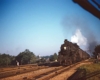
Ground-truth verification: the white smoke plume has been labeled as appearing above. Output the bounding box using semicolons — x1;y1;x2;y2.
71;29;87;46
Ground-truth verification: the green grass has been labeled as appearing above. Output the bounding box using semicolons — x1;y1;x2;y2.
79;63;100;80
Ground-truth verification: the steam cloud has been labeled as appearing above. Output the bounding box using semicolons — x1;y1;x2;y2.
71;29;87;46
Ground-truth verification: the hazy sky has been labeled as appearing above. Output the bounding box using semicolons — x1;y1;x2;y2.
0;0;100;56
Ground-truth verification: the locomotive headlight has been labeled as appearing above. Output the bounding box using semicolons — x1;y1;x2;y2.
64;47;66;50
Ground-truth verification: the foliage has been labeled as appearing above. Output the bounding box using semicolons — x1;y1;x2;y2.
16;49;37;65
94;45;100;54
0;50;58;66
93;45;100;58
0;53;13;66
40;58;46;63
50;53;58;61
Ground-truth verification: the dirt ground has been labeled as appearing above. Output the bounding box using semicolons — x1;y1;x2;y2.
0;66;62;80
0;60;91;80
50;62;92;80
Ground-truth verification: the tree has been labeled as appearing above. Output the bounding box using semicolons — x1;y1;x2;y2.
50;53;58;61
53;53;58;60
93;45;100;59
0;53;12;66
10;56;16;65
16;49;36;65
95;45;100;54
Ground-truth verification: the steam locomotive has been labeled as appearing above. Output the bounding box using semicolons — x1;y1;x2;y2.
57;39;90;66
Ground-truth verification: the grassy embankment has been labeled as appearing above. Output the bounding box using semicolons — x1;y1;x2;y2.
79;62;100;80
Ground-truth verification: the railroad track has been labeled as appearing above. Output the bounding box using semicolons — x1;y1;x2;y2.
0;64;37;72
22;62;83;80
0;60;90;80
33;66;72;80
0;66;48;79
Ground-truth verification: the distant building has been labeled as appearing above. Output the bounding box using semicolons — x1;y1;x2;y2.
55;59;57;62
38;55;41;59
46;58;50;63
16;61;19;66
97;53;100;60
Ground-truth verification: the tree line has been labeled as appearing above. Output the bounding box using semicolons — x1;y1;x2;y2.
0;49;58;67
0;44;100;67
93;45;100;59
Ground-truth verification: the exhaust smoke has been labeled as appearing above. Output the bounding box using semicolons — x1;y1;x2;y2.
62;15;100;55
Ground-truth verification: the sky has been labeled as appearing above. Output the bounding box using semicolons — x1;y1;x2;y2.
0;0;100;56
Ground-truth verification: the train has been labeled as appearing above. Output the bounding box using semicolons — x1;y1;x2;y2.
57;39;90;66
